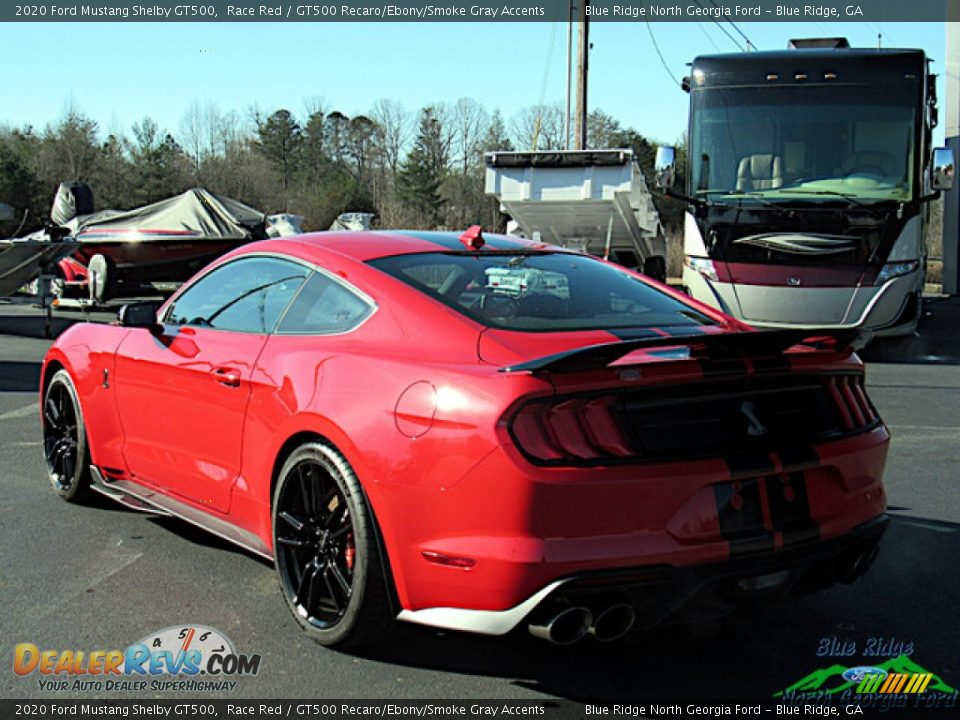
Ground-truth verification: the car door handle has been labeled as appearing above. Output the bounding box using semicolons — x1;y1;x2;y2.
211;367;241;387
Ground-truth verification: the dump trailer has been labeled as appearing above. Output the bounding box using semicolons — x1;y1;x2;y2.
484;149;668;281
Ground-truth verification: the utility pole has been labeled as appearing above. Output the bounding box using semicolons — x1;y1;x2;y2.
944;22;959;295
574;0;589;151
564;2;573;150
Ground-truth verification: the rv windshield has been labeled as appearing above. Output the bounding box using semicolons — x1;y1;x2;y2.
690;84;919;202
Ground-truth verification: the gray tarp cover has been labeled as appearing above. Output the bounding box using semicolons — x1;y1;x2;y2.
66;188;265;242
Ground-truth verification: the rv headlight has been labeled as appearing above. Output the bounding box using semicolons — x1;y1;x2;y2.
875;260;919;285
685;256;719;282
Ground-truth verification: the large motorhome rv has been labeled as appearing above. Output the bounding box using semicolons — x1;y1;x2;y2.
657;38;954;337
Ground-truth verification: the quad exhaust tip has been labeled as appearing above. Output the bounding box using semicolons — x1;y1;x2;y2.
528;603;637;644
528;607;592;645
589;603;636;642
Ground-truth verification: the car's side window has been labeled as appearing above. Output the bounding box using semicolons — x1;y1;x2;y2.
276;271;373;335
166;257;310;333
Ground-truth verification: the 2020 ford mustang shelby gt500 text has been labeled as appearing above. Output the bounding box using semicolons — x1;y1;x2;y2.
41;229;889;647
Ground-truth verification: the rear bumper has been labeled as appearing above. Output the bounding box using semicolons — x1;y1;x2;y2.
385;425;889;625
398;514;889;635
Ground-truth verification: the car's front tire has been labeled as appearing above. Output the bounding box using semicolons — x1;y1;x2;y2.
42;369;91;502
272;441;391;648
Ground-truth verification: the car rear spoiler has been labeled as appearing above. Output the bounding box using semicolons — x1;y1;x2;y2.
499;328;870;375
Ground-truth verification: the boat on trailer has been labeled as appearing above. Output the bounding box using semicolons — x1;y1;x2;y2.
51;183;267;303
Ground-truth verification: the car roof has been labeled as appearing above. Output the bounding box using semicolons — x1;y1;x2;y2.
244;230;563;264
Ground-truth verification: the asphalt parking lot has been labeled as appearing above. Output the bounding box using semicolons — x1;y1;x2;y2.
1;299;958;702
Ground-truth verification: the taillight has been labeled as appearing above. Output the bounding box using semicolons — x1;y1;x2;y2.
825;375;878;431
509;396;633;463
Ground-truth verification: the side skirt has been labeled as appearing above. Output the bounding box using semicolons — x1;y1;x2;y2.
89;465;273;561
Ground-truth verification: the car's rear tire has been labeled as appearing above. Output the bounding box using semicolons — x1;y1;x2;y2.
42;369;91;503
272;441;392;648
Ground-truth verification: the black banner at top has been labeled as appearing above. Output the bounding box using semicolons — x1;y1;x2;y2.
2;0;958;23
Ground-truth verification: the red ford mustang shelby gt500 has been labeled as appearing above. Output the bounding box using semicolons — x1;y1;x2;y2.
40;229;889;647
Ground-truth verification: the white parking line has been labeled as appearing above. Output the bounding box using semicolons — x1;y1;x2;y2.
0;404;36;421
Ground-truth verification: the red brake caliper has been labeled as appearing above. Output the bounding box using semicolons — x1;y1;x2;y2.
345;533;355;571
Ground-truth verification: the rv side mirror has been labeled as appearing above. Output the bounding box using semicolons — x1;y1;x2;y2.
931;147;954;192
655;146;676;190
0;203;13;222
118;301;161;331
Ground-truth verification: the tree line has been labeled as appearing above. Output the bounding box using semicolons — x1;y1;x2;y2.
0;98;683;239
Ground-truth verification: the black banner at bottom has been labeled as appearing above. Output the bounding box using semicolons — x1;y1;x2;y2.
3;698;960;720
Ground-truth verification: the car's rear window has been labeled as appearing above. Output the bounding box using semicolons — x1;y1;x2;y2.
369;252;714;332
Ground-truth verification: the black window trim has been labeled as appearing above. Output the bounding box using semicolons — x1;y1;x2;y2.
273;265;378;337
160;252;319;336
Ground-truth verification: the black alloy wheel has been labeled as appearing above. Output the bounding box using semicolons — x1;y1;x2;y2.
43;369;91;502
273;442;390;647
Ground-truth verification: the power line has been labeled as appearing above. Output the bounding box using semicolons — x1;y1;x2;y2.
706;0;755;50
694;0;744;51
696;22;723;52
531;22;558;151
644;21;682;88
725;20;755;51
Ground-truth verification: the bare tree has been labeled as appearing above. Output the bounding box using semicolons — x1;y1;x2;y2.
179;100;206;177
510;103;564;152
369;99;411;175
347;116;376;179
211;109;242;158
427;102;455;172
39;106;101;183
450;98;489;174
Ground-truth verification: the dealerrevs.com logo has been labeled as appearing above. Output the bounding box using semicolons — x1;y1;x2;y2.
13;625;262;693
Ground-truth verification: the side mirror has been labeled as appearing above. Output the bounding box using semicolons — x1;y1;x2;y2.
655;146;676;190
931;146;954;192
118;301;161;331
0;203;14;222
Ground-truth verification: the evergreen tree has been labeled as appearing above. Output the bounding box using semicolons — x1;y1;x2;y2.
397;108;447;226
301;111;326;181
95;134;134;209
480;110;514;154
323;111;350;165
0;137;41;234
256;109;302;201
129;118;191;204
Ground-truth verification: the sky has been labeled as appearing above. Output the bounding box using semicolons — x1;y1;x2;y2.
0;20;947;147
